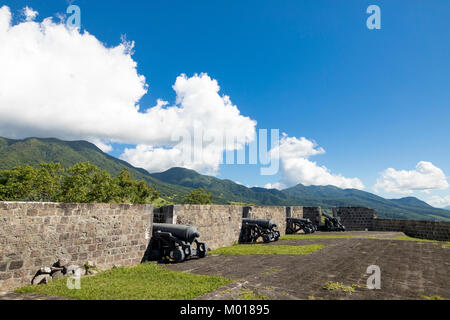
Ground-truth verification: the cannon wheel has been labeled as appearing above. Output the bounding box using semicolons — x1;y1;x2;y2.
274;231;280;241
262;235;271;243
169;247;185;263
198;243;208;258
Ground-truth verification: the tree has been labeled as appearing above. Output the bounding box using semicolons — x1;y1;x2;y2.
0;161;160;204
183;188;212;204
0;165;39;201
58;162;114;203
35;163;64;202
112;169;159;204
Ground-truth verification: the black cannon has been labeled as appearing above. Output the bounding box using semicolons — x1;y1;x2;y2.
318;213;346;232
149;223;208;263
239;218;281;243
286;217;317;234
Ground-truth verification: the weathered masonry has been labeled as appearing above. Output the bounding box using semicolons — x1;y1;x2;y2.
302;207;322;226
333;207;377;231
374;218;450;242
0;202;153;291
2;202;449;292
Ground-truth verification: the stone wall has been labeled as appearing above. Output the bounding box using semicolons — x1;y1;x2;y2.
156;205;243;250
0;202;153;291
286;206;303;219
333;207;377;231
245;206;287;236
153;205;175;224
374;218;450;241
303;207;322;226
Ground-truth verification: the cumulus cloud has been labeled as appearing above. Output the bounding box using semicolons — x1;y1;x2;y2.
426;195;450;208
0;6;256;174
374;161;449;194
23;6;38;21
264;182;285;190
120;74;256;174
265;134;364;190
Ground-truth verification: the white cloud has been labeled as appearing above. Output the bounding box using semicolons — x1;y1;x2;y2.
90;138;113;153
23;6;38;21
120;74;256;174
266;134;364;190
426;195;450;208
270;134;325;160
264;182;285;190
374;161;449;194
0;6;256;174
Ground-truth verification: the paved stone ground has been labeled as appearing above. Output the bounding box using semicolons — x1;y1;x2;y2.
1;231;448;300
0;291;72;300
165;231;450;300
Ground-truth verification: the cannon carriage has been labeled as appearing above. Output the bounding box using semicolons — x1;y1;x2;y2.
239;218;281;243
286;217;317;234
318;213;346;232
149;223;208;263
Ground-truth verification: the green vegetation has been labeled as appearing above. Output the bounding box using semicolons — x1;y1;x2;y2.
15;263;232;300
0;137;190;202
389;236;439;242
183;188;212;204
0;162;159;204
151;197;172;208
374;235;450;247
236;289;267;300
281;234;356;240
421;295;445;300
211;244;325;255
229;201;256;206
322;281;355;293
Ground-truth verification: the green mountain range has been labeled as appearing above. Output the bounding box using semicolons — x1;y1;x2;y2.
1;136;449;221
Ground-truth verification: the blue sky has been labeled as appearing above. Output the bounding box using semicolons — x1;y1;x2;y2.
1;0;449;206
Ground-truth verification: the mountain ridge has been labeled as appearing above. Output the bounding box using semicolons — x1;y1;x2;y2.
1;136;449;221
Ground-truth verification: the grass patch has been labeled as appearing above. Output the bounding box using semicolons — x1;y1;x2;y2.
383;236;450;248
322;281;355;293
210;244;325;255
421;295;444;300
236;289;267;300
280;234;356;240
368;236;450;248
390;236;439;242
15;262;232;300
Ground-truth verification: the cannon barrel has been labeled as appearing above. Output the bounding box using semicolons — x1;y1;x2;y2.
322;213;334;219
287;217;311;223
243;218;277;230
153;223;200;243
